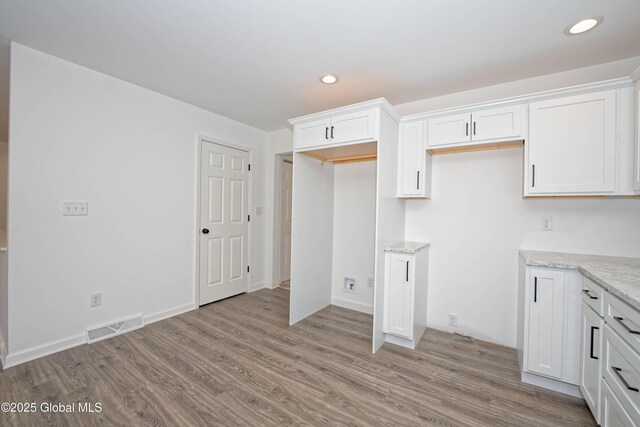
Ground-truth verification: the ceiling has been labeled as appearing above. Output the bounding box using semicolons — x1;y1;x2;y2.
0;0;639;138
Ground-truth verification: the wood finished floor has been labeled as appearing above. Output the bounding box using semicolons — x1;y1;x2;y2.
0;287;596;426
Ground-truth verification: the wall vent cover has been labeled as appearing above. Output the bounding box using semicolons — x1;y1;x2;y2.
86;314;145;344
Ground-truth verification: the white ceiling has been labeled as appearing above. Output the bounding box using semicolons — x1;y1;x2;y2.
0;0;639;137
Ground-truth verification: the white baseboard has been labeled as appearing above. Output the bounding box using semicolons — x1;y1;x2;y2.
4;333;86;369
144;302;195;325
0;332;7;369
249;282;282;292
3;302;196;369
331;297;373;315
521;371;582;398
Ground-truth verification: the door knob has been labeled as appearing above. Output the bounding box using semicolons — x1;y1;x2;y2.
202;228;210;234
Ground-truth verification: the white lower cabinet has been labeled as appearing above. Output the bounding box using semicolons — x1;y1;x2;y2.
518;262;581;395
602;379;637;427
383;243;429;349
581;301;604;423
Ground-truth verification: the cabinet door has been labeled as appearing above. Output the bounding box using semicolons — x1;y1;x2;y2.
527;268;565;379
427;113;472;147
294;118;331;150
330;108;377;144
471;105;523;142
528;90;616;194
398;121;425;197
385;253;413;339
581;303;603;423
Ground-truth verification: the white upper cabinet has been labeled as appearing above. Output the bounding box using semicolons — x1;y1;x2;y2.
526;90;617;196
291;105;381;150
330;109;377;145
295;118;332;150
472;105;523;142
426;105;524;148
427;113;471;147
398;121;431;198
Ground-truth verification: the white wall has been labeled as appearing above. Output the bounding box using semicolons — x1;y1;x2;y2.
6;44;268;365
0;141;7;230
331;161;376;313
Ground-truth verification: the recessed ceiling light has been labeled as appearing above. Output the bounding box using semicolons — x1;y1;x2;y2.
320;74;339;84
564;16;602;35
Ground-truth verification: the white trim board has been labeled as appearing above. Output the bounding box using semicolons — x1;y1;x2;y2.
3;302;195;369
401;77;633;123
0;333;7;369
288;97;401;125
331;297;373;315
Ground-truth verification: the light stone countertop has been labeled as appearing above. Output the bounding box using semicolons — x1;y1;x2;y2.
520;250;640;311
384;241;430;254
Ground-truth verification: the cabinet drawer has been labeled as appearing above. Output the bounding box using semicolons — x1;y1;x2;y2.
583;276;605;316
603;325;640;425
602;379;637;427
606;293;640;354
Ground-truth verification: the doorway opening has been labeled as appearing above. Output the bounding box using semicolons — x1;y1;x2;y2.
272;153;293;289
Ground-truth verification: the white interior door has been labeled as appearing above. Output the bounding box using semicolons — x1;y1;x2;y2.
280;158;293;281
199;141;249;305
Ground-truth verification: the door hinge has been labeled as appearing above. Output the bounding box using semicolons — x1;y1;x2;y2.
248;164;251;171
248;214;250;222
247;266;250;273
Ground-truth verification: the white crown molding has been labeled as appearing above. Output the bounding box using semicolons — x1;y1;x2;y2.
631;65;640;83
288;97;400;125
400;77;633;123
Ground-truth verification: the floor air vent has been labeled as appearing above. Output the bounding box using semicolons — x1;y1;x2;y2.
86;314;145;344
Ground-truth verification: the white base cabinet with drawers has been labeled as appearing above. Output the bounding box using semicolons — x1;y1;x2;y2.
383;243;429;350
581;276;605;424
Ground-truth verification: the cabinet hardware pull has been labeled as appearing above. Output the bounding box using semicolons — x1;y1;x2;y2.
532;164;535;187
325;127;329;139
406;261;409;282
330;126;334;139
612;367;639;392
465;123;469;136
533;277;537;303
417;171;420;190
473;122;476;135
590;326;599;360
582;289;598;300
614;316;640;335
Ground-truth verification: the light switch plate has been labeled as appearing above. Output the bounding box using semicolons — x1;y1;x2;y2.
63;201;89;216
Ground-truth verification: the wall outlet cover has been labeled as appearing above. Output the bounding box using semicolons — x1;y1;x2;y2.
542;216;553;231
90;292;101;307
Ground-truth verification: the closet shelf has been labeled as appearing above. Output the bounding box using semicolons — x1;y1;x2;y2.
299;141;377;164
428;139;523;155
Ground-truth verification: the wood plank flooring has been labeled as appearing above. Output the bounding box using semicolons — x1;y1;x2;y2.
0;287;596;426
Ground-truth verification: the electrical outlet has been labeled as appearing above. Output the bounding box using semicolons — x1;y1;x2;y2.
367;277;374;288
343;277;355;292
448;313;458;327
63;201;89;216
542;216;553;231
90;292;101;307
